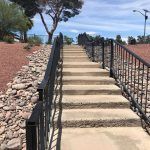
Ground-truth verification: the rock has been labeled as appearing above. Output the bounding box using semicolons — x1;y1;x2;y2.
18;101;25;107
0;103;4;108
3;106;10;111
7;83;12;88
19;121;26;128
0;126;5;135
31;96;38;103
22;66;29;70
0;143;7;150
5;112;11;121
0;95;5;99
21;112;31;119
12;84;26;90
13;131;19;138
12;90;17;95
6;138;22;149
19;129;25;134
6;131;13;139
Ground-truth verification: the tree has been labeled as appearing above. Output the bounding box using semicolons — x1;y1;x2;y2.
64;35;74;45
128;36;136;45
145;35;150;44
9;0;40;18
11;0;83;43
115;35;126;45
0;0;33;41
116;35;122;43
137;35;145;44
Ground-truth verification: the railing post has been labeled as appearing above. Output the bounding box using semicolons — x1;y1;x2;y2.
92;42;95;62
110;39;114;77
102;40;105;69
26;122;37;150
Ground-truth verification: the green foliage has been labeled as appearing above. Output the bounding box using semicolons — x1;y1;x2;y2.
3;35;14;44
136;35;150;44
137;35;145;44
0;0;33;40
11;0;83;43
128;36;136;45
28;35;43;46
115;35;126;45
9;0;39;18
64;35;74;45
145;35;150;44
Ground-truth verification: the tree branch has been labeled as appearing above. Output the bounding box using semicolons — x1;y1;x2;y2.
48;13;55;21
39;12;49;34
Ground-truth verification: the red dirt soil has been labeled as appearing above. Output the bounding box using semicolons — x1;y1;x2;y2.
0;42;41;92
126;44;150;64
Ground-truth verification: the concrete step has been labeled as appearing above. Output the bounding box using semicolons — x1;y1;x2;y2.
63;54;87;57
63;56;88;59
63;47;84;50
63;62;99;68
63;45;81;49
63;48;85;52
61;95;130;109
57;109;140;127
61;85;121;95
63;68;109;76
63;76;115;85
63;56;88;62
63;51;85;53
60;127;150;150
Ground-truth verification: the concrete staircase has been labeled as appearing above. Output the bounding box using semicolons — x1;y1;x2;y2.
57;45;150;150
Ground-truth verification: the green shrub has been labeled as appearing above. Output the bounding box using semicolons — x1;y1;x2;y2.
64;35;74;45
3;36;14;44
28;35;42;46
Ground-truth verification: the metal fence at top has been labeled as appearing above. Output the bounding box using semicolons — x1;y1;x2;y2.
78;33;150;131
27;34;58;44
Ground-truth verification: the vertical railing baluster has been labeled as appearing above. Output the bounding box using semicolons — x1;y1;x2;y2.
92;42;95;62
26;122;37;150
102;40;105;69
110;39;114;77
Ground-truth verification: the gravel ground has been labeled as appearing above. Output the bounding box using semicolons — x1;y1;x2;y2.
0;45;51;149
0;42;41;92
126;44;150;64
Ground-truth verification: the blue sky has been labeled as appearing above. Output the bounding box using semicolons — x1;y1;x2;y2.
29;0;150;42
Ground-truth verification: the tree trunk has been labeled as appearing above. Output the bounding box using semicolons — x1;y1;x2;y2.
48;33;53;44
23;31;28;43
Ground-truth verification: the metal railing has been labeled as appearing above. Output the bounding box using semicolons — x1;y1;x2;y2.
26;33;63;150
78;33;150;129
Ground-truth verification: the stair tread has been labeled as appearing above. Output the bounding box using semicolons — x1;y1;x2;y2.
63;62;99;65
62;85;120;90
62;95;129;104
63;68;108;72
63;76;115;81
61;109;140;121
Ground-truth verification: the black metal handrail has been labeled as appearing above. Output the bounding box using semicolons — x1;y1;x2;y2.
78;33;150;128
26;33;63;150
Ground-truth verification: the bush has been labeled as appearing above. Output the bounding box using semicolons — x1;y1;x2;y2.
28;35;42;46
3;36;14;44
64;35;74;45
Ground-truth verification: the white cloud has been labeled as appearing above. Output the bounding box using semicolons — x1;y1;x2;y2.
70;29;79;33
86;31;97;35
